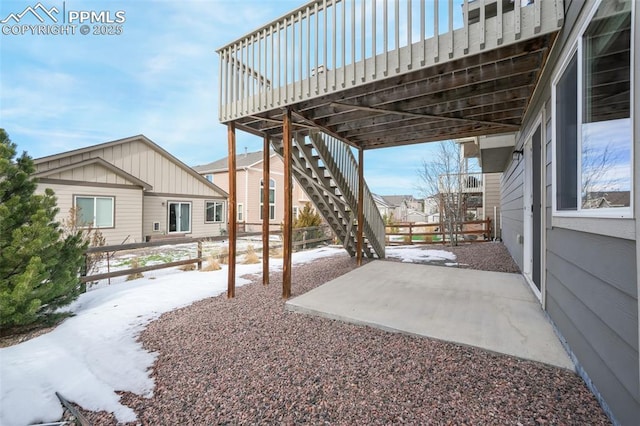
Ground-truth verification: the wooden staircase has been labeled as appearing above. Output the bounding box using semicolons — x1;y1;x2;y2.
270;132;385;259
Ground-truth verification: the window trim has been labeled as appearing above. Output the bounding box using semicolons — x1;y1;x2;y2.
237;203;244;222
74;195;115;229
167;201;192;234
260;178;276;221
204;200;225;224
551;0;634;219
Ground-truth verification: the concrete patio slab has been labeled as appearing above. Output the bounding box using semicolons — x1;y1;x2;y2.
286;261;574;370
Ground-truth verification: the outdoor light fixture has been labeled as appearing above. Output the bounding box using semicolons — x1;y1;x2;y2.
512;149;524;161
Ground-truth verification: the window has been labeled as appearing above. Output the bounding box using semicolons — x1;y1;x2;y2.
553;0;632;217
259;178;276;220
75;196;114;228
205;201;224;223
204;174;214;183
237;203;244;222
168;202;191;233
293;206;299;219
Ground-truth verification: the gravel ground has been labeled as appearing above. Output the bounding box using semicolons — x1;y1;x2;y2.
78;244;608;425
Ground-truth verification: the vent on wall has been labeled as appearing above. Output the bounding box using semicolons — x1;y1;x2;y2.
153;222;160;232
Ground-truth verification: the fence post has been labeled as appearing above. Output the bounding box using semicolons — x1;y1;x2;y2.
197;241;202;270
409;223;413;245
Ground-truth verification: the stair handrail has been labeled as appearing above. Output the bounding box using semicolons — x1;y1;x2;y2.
309;132;385;258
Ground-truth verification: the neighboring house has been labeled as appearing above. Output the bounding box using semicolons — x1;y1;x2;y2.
472;1;637;424
373;194;427;223
372;193;395;219
33;135;228;245
193;150;313;231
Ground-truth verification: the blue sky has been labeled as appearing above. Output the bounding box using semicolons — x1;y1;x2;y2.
1;0;442;198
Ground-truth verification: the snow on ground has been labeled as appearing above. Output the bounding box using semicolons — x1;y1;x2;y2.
0;247;344;426
385;246;457;265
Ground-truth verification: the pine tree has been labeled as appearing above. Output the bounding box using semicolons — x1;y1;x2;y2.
293;202;322;229
293;202;324;248
0;129;87;330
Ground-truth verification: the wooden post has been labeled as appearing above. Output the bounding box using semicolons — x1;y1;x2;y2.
262;135;270;285
227;123;237;298
409;223;413;245
356;146;364;266
282;109;293;299
197;241;202;270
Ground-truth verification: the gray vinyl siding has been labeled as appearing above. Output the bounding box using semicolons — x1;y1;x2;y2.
498;1;639;423
35;182;143;245
500;160;524;266
546;230;638;425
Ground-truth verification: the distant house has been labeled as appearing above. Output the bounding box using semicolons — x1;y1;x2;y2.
33;135;228;245
373;194;426;222
193;150;313;231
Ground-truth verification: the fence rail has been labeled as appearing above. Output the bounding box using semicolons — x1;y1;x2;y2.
385;218;491;245
81;226;333;284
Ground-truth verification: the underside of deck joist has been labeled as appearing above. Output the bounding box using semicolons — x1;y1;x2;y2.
228;34;556;149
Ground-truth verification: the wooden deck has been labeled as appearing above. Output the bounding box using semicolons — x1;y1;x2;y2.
218;0;563;149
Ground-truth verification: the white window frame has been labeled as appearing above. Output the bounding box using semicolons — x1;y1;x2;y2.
74;195;114;228
551;0;634;220
168;201;192;233
237;203;244;222
205;200;225;223
204;174;214;183
260;178;276;221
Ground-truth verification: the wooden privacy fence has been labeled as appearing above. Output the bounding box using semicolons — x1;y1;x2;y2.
385;218;492;246
81;225;334;284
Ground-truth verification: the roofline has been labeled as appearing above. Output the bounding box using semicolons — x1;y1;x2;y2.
195;151;278;174
34;134;229;197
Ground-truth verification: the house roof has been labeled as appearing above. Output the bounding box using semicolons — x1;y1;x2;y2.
33;157;153;190
381;195;419;207
33;134;228;196
584;191;630;208
193;149;276;173
372;193;393;208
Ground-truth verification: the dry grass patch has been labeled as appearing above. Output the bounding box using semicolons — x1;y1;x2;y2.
242;245;260;264
126;258;144;281
179;263;196;272
218;247;229;264
201;253;222;271
269;247;283;258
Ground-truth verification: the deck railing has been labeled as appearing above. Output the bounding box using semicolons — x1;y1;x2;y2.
217;0;559;122
438;172;483;193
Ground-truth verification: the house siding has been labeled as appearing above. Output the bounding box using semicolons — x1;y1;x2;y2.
500;160;524;266
482;173;501;236
36;181;143;245
35;136;228;243
208;153;313;231
143;195;226;238
499;1;640;423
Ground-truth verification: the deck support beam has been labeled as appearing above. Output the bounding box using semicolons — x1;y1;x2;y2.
227;122;237;298
282;108;293;299
356;146;364;266
262;135;270;285
330;102;521;130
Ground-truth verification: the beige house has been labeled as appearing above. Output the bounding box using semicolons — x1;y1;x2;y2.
193;150;312;231
33;135;228;245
